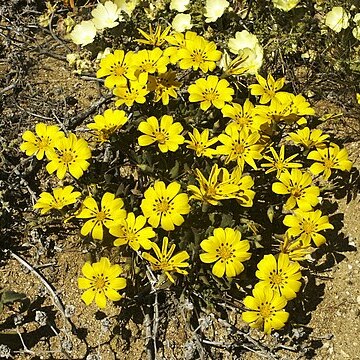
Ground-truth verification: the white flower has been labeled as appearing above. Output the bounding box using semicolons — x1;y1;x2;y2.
113;0;139;16
70;20;97;46
172;13;192;32
353;27;360;40
272;0;300;12
170;0;190;12
204;0;229;23
91;1;122;30
325;7;349;33
354;13;360;26
228;30;263;75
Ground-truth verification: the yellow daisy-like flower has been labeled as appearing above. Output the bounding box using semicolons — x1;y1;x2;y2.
20;123;65;160
87;109;128;143
109;212;155;251
76;192;126;241
255;253;302;300
164;31;198;64
217;124;263;170
113;72;149;107
272;169;320;211
138;115;184;153
280;233;313;262
261;145;302;178
178;35;222;72
307;143;352;180
33;186;81;215
136;24;171;47
199;227;251;278
147;71;181;105
242;286;289;334
185;128;218;158
78;257;126;309
288;127;329;149
283;209;334;247
249;73;286;104
46;133;91;180
133;48;169;74
96;50;137;88
187;164;239;206
142;236;190;283
141;181;190;231
188;75;234;111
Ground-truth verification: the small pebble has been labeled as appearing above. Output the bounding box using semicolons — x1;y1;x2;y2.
356;295;360;305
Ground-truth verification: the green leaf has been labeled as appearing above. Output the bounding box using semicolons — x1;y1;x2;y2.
169;160;180;179
1;290;26;304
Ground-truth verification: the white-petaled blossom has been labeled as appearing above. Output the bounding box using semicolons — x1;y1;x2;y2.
204;0;229;23
91;1;122;30
352;13;360;40
70;20;97;46
172;13;193;32
325;6;349;33
113;0;139;16
272;0;300;12
228;30;263;75
170;0;190;12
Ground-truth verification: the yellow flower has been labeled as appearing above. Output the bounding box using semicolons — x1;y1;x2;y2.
217;124;263;170
261;145;302;178
133;48;169;74
96;50;137;88
249;73;285;104
307;143;352;180
87;108;128;143
138;115;184;153
33;186;81;214
20;123;65;160
147;71;181;105
78;257;126;308
113;72;149;107
76;192;126;240
188;75;234;111
164;31;198;64
136;24;171;47
187;164;240;205
185;128;218;158
200;227;251;277
288;127;329;149
219;50;251;77
280;233;313;261
109;212;155;251
242;286;289;334
178;35;222;73
256;253;302;300
272;169;320;211
284;209;334;247
142;237;190;283
46;133;91;180
141;181;190;231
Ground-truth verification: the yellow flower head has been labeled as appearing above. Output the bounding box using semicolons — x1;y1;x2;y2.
20;123;65;160
142;236;190;283
133;48;169;74
141;181;190;231
200;227;251;278
185;128;218;158
288;127;329;149
188;75;234;111
147;71;181;105
249;73;286;104
136;24;171;47
138;115;184;153
113;72;149;107
78;257;126;308
261;145;302;178
178;35;222;73
164;30;198;64
96;50;137;88
87;109;128;143
308;143;352;180
219;50;252;77
242;286;289;334
256;253;302;300
284;209;334;247
109;212;155;251
272;169;320;211
76;192;126;240
280;233;313;262
46;133;91;180
33;186;81;215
